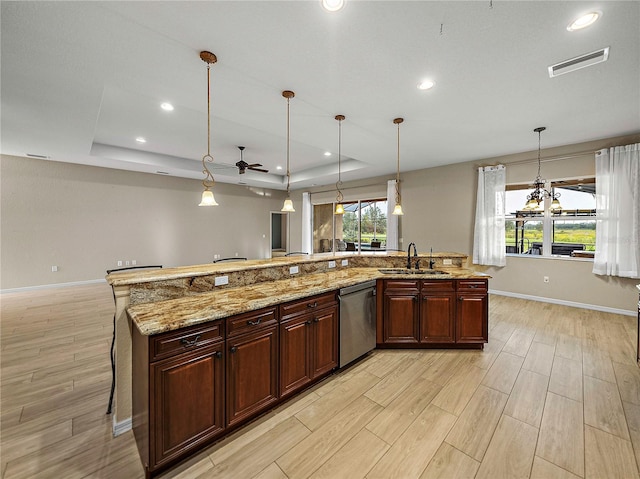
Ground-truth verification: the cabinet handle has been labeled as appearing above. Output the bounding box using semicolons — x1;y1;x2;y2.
215;351;222;359
307;301;318;309
459;297;464;301
247;318;262;326
305;320;312;325
180;334;201;347
469;284;479;288
230;346;238;353
313;318;320;323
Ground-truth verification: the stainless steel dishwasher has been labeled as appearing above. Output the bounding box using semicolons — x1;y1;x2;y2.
338;280;377;367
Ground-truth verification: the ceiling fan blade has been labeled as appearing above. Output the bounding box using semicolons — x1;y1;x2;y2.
247;163;263;168
248;166;269;173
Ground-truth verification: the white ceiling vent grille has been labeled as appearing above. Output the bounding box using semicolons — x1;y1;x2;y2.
548;47;609;78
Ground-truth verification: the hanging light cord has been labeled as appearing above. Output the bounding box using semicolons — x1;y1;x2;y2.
202;61;215;189
285;96;291;196
335;115;344;202
395;120;401;203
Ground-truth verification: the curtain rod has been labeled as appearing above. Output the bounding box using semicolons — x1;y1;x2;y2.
493;149;598;168
308;181;389;195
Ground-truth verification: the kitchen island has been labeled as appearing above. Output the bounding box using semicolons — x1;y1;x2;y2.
107;252;489;477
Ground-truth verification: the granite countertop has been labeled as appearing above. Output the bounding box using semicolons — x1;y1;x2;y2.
108;251;468;286
128;267;490;336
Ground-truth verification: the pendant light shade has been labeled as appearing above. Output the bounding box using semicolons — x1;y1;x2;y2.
334;114;345;215
523;127;562;211
392;117;404;216
281;90;295;213
199;189;218;206
198;51;219;207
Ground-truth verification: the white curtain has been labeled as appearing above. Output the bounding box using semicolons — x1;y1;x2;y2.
473;165;506;266
301;192;312;255
386;180;399;251
593;143;640;278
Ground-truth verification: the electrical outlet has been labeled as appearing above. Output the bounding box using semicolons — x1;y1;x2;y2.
544;276;550;283
235;252;239;257
51;265;58;272
443;259;452;265
117;260;122;267
125;260;130;266
341;259;349;266
328;260;336;268
289;266;299;275
131;260;137;266
214;276;229;286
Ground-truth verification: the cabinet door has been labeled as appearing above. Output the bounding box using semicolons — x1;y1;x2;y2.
420;292;456;343
280;315;312;398
151;343;224;467
227;325;279;427
383;293;419;344
311;305;338;378
456;294;488;343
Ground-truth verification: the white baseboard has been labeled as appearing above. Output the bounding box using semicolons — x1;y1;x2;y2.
490;289;636;317
1;278;106;294
113;416;132;437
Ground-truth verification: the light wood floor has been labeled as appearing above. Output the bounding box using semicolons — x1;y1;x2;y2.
2;282;640;478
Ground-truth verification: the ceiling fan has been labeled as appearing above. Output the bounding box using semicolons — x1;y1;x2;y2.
235;146;268;174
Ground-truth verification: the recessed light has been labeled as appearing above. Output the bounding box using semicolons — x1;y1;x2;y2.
418;80;435;90
324;151;332;157
321;0;344;12
567;11;601;31
160;102;174;111
276;166;283;170
136;137;147;143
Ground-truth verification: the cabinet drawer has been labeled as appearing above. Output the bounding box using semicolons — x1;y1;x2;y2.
227;307;278;338
151;321;224;362
421;280;455;292
457;279;488;292
280;292;337;322
384;280;419;292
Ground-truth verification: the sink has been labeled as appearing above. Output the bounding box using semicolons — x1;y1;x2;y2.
378;268;449;275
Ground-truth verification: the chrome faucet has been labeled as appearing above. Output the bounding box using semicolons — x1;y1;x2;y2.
407;242;418;269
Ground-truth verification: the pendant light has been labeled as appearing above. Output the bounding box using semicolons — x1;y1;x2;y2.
198;51;219;206
392;117;404;215
334;114;346;215
281;90;295;212
523;127;562;212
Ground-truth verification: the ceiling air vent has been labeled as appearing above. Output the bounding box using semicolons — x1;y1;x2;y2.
548;47;609;78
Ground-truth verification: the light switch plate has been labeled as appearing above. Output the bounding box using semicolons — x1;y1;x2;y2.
328;261;336;268
214;276;229;286
341;259;349;266
290;266;299;274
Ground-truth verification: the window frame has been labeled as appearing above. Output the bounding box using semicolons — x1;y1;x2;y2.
505;176;596;260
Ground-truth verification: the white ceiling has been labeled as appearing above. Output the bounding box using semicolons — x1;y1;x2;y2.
2;1;639;190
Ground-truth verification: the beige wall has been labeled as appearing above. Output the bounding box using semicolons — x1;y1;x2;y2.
3;131;639;311
0;155;286;290
291;133;640;313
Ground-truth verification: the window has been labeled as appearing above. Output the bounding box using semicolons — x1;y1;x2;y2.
313;199;388;253
505;178;596;258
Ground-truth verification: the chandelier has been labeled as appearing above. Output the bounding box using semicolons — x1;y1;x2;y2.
523;127;562;212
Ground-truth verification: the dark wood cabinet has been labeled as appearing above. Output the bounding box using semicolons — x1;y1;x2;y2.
420;281;456;344
311;304;338;377
226;307;279;428
456;280;489;343
151;343;225;465
382;278;487;348
383;280;419;344
280;314;313;397
133;320;225;476
279;292;338;398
